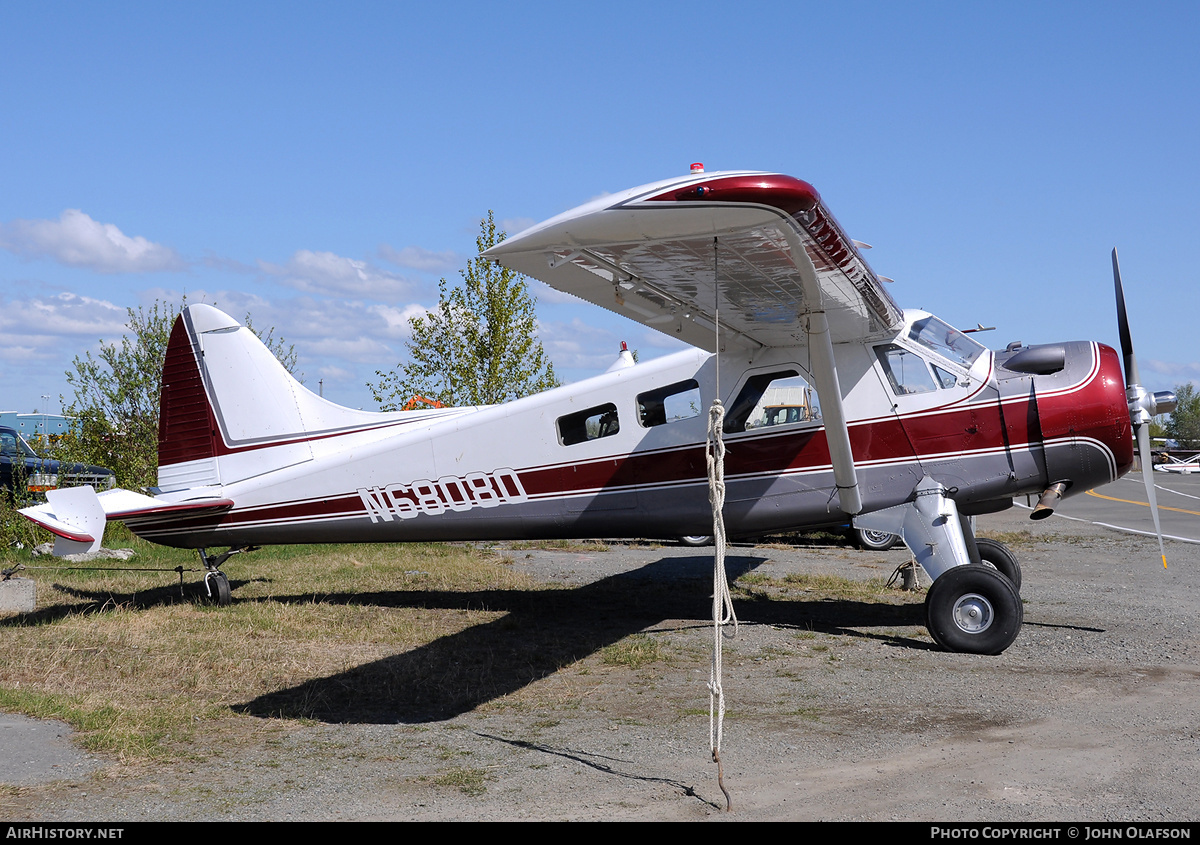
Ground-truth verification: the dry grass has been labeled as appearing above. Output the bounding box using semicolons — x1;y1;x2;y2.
733;570;898;601
600;633;667;669
428;766;491;796
0;527;921;768
976;529;1092;547
502;539;610;552
0;535;535;761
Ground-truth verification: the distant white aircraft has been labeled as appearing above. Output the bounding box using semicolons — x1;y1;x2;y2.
1156;454;1200;474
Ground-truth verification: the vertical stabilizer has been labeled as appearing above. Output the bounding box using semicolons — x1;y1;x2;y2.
157;304;315;491
156;304;413;493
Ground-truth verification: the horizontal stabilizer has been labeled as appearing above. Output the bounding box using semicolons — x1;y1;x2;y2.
21;487;234;557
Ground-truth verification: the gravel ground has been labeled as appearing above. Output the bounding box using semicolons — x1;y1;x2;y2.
3;501;1199;822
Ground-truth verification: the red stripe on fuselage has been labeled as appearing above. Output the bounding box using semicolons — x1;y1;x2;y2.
139;344;1128;538
134;389;1045;535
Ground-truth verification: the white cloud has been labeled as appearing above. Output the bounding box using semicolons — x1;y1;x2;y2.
315;365;354;382
303;335;396;364
378;244;460;273
0;292;132;389
368;303;430;337
258;249;416;299
536;317;623;371
1144;359;1200;388
0;292;129;341
0;210;184;274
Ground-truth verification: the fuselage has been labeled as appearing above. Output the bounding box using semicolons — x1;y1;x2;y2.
127;309;1133;548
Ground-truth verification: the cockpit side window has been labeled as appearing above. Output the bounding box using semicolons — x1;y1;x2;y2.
908;316;985;369
724;370;821;433
876;344;937;395
931;364;959;389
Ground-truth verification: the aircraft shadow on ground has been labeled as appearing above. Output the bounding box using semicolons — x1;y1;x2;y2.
6;576;265;626
234;554;925;724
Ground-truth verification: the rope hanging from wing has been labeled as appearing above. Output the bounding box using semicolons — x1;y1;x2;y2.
707;236;737;812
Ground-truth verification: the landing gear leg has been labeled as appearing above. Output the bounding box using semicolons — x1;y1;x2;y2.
853;476;1024;654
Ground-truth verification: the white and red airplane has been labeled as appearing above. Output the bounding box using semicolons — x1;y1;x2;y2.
21;167;1176;655
1156;454;1200;474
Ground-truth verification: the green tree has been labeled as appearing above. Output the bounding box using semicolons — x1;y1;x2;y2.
63;298;297;488
370;211;558;410
1166;382;1200;448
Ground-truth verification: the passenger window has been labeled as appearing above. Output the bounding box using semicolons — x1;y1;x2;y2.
876;344;936;395
724;371;821;433
557;403;620;446
637;380;701;428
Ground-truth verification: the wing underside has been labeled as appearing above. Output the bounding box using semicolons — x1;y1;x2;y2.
485;171;902;352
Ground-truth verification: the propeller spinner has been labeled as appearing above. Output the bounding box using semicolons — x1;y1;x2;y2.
1113;248;1177;568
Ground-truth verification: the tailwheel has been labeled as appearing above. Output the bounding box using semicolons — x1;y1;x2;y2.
925;564;1022;655
974;537;1022;592
197;546;257;606
205;570;232;606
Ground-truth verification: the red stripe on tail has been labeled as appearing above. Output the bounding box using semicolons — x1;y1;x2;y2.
158;314;219;467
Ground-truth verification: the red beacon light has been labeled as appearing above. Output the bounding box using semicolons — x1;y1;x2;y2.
690;162;704;173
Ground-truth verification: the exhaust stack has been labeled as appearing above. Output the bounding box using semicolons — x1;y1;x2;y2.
1031;482;1068;520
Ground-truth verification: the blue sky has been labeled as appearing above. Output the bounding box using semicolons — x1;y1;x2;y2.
2;1;1197;416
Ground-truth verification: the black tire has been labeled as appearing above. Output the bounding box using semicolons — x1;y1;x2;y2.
679;535;713;547
207;571;232;606
924;564;1023;655
856;528;900;551
975;537;1022;592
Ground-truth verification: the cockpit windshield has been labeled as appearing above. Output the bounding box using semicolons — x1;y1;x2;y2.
908;316;985;370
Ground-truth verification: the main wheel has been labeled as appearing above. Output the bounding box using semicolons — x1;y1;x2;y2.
679;535;713;547
206;571;232;606
925;564;1022;655
856;527;900;551
974;537;1022;592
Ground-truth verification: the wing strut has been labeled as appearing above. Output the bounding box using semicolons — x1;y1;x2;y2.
792;239;862;515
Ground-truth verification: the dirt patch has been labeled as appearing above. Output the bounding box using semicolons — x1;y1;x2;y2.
4;505;1200;821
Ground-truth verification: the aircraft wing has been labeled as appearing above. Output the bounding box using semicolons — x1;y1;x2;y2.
487;169;900;515
484;170;902;353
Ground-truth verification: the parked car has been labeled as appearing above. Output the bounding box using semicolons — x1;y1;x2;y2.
0;426;115;499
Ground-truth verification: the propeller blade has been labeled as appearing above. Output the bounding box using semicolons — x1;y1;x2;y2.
1113;248;1140;387
1136;422;1169;568
1114;247;1167;568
